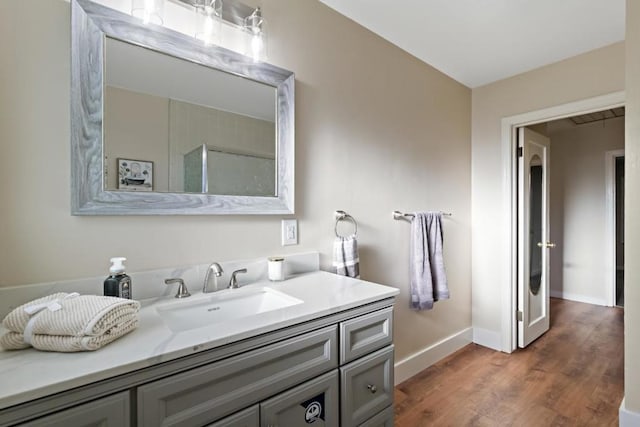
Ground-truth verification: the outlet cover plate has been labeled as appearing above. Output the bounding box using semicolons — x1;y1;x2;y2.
281;219;298;246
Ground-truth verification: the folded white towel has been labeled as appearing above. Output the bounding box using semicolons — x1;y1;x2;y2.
0;293;140;352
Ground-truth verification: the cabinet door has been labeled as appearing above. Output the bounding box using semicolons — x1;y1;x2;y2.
358;405;394;427
260;370;339;427
20;391;130;427
138;326;337;427
340;308;393;364
340;346;394;427
207;406;259;427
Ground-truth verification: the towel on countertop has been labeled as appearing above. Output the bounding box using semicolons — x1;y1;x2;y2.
0;293;140;352
410;212;449;310
333;235;360;278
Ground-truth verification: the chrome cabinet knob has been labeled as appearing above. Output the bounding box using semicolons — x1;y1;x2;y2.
367;384;377;394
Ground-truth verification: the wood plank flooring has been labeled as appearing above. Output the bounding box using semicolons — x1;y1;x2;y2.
394;298;624;426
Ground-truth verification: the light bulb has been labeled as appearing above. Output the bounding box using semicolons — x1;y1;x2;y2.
243;8;266;62
195;0;222;45
131;0;164;25
250;33;264;62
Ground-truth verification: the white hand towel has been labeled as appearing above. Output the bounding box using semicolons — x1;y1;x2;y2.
0;293;140;352
410;212;449;310
333;236;360;278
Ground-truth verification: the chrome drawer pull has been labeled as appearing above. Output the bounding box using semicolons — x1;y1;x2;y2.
367;384;377;394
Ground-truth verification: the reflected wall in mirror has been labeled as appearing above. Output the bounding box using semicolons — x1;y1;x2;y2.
71;0;294;215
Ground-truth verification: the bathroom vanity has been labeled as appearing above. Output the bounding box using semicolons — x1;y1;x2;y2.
0;271;398;426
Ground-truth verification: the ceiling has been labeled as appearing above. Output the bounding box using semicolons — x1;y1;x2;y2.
317;0;625;88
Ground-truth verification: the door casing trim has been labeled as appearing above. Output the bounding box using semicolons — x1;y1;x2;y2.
499;91;625;353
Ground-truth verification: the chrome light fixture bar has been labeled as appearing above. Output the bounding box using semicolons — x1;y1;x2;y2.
174;0;266;61
175;0;257;29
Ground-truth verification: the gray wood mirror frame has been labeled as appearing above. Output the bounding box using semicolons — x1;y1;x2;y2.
71;0;294;215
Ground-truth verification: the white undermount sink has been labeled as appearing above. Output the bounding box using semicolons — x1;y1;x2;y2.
155;287;304;332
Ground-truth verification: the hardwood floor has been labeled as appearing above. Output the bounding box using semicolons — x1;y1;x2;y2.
394;298;624;426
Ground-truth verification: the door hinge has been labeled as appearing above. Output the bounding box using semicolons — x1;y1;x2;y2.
517;147;523;158
517;311;523;321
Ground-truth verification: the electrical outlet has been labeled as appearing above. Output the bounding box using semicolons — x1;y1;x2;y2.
281;219;298;246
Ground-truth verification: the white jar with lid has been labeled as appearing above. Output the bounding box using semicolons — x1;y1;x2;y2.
268;256;285;281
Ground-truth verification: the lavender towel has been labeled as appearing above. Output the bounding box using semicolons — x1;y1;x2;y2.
410;212;449;310
333;236;360;278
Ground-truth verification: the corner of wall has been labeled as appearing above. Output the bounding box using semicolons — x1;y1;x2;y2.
620;398;640;426
394;328;473;385
472;327;502;351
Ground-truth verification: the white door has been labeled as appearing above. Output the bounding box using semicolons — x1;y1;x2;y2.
518;127;553;348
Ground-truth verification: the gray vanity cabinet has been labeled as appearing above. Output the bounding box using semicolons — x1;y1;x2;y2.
137;326;337;427
206;406;259;427
336;307;394;427
260;370;339;426
0;301;396;427
19;391;129;427
357;406;394;427
340;307;392;364
340;346;394;427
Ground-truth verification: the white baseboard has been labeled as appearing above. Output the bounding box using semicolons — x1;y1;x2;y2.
472;327;502;351
394;327;472;385
619;398;640;426
550;290;607;306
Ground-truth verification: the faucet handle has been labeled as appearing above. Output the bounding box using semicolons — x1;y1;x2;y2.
165;278;191;298
228;269;247;289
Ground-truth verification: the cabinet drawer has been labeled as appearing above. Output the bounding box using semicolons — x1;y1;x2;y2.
340;345;394;427
207;406;259;427
138;325;338;427
358;405;394;427
20;391;130;427
260;370;339;427
340;307;392;364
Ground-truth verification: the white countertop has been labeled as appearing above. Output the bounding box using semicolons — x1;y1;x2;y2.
0;271;398;410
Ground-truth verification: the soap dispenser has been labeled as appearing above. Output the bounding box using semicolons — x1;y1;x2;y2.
104;257;132;299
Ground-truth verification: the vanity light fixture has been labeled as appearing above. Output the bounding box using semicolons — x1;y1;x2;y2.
131;0;165;25
243;7;266;62
194;0;222;45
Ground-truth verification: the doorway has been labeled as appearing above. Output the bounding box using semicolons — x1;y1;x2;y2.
500;91;625;352
516;109;625;347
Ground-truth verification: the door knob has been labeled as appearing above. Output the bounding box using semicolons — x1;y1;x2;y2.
537;242;556;248
367;384;377;394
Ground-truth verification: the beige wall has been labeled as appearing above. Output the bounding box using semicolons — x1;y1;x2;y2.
0;0;471;364
471;42;625;341
625;0;640;414
546;117;624;304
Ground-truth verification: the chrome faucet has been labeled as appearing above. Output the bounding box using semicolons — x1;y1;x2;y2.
228;269;247;289
203;262;224;293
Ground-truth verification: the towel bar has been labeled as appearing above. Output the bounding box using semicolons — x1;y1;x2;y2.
392;210;452;220
334;210;358;237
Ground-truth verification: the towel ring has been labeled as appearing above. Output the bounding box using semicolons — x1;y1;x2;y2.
334;210;358;238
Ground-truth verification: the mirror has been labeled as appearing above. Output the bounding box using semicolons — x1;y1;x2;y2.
71;0;294;215
104;38;277;196
529;155;543;296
